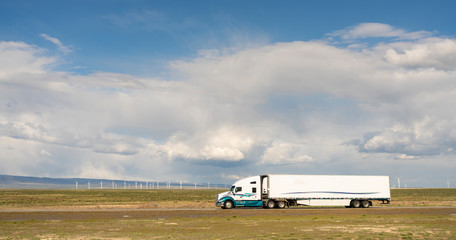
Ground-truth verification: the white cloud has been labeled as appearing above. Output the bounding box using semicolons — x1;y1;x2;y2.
395;154;418;160
1;24;456;185
384;38;456;70
40;149;52;156
0;41;55;78
0;121;57;143
40;34;73;54
92;134;143;156
261;142;314;165
329;23;433;41
222;174;243;180
159;125;257;162
359;115;456;156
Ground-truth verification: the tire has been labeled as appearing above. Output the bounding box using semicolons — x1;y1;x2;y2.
351;200;361;208
224;200;234;209
276;201;286;209
266;200;276;209
361;200;370;208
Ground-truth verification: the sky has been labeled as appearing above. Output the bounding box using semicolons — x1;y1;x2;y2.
1;0;456;187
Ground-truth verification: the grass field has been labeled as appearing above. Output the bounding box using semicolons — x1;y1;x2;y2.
1;188;455;209
1;208;456;239
391;188;456;206
1;188;455;239
0;189;222;209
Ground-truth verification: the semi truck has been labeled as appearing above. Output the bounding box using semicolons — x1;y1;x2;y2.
215;174;390;209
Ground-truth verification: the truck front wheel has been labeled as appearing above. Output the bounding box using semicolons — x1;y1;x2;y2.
224;200;234;209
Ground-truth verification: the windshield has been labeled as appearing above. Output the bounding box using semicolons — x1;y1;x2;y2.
229;186;235;192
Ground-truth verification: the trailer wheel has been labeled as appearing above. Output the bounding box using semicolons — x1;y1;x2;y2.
224;200;234;209
266;200;276;209
350;200;361;208
361;200;370;208
276;201;286;209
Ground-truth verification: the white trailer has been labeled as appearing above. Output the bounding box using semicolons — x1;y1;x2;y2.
216;174;390;209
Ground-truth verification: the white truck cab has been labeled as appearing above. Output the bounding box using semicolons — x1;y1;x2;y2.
215;176;263;208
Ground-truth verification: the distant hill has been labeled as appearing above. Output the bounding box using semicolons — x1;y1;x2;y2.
0;174;224;190
0;174;131;189
0;174;77;189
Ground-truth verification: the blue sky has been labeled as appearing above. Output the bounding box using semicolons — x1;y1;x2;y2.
2;0;455;75
1;0;456;187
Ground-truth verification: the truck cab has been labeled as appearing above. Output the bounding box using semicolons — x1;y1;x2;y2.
215;176;262;208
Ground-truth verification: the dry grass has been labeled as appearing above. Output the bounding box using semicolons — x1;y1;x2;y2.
389;188;456;207
1;208;456;239
0;189;221;209
1;188;456;210
1;188;456;239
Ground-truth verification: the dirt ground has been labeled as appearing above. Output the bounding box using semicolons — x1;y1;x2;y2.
1;206;455;221
1;188;455;239
2;207;456;239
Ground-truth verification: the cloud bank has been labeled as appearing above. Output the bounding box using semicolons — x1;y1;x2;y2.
1;24;456;186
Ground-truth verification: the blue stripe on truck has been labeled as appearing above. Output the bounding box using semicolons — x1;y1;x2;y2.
219;197;235;203
235;200;263;207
